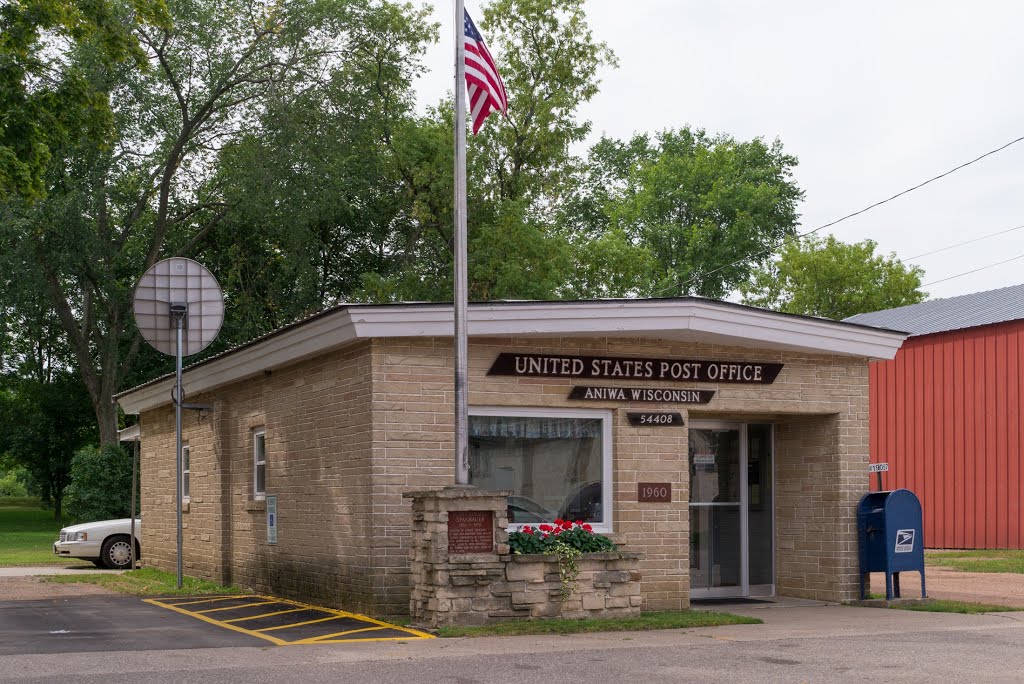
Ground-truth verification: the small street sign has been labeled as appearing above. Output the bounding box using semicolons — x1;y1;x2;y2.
868;463;889;473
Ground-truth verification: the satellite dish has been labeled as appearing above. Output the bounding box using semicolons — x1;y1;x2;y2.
133;257;224;357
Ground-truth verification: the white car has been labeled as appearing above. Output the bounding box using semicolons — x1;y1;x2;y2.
53;519;141;570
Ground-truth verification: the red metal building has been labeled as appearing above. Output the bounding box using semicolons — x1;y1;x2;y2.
848;284;1024;549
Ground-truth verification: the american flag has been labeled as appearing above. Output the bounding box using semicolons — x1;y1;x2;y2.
463;10;507;135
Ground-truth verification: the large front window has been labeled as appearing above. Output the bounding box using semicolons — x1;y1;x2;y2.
468;408;613;532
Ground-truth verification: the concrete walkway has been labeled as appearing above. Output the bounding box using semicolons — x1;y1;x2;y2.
0;566;124;577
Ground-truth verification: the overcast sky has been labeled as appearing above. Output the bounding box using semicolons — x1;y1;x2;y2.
413;0;1024;302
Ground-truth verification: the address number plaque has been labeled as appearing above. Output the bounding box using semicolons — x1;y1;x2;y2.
627;412;684;427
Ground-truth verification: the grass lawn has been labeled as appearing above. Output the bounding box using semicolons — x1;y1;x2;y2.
43;568;241;596
435;610;760;638
926;549;1024;574
0;497;68;566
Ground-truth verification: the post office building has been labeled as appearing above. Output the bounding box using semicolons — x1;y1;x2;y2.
116;298;907;616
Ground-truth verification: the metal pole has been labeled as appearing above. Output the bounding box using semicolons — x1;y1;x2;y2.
876;471;883;492
130;437;137;570
453;0;470;486
174;317;184;589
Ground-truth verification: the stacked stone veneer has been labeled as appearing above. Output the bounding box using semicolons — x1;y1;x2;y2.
405;487;642;626
137;333;871;616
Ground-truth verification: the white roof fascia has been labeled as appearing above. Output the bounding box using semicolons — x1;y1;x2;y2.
117;425;141;442
349;301;906;357
119;311;360;414
118;300;906;415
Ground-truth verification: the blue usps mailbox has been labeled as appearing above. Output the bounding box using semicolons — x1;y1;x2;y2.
857;489;926;600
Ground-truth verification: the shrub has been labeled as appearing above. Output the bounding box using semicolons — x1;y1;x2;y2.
0;470;28;497
63;445;138;523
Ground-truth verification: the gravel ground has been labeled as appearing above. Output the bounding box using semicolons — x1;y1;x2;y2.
0;576;115;601
871;566;1024;607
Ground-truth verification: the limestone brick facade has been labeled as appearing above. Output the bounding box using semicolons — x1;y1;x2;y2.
138;333;872;616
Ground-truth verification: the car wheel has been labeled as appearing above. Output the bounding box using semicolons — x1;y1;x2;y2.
100;535;134;570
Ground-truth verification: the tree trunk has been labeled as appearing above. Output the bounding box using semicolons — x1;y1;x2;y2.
96;397;120;447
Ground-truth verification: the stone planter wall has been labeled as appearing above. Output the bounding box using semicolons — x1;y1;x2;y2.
405;487;642;628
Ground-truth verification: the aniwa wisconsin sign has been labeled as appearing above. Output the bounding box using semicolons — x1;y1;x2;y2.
487;353;783;384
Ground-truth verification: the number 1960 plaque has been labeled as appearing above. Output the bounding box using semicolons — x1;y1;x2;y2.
448;510;494;554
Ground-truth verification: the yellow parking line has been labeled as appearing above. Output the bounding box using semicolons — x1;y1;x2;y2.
256;614;345;632
196;600;279;614
292;626;386;644
144;594;434;644
223;607;308;624
255;596;435;640
163;595;255;607
143;598;290;646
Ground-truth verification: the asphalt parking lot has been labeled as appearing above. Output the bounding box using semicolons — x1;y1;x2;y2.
0;595;431;656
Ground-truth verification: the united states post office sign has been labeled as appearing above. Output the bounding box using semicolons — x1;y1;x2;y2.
487;353;783;384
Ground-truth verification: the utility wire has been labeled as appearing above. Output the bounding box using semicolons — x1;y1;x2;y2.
661;132;1024;295
905;222;1024;261
922;252;1024;287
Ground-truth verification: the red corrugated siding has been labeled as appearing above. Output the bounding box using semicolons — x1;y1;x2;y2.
869;319;1024;549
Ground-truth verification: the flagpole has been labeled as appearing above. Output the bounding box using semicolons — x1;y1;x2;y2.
453;0;470;486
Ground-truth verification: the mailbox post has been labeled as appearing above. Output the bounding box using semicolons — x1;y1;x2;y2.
857;489;926;600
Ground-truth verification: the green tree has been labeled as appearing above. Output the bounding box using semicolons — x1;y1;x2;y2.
0;373;97;518
740;234;927;320
364;0;617;302
3;0;409;444
207;0;439;336
563;128;803;299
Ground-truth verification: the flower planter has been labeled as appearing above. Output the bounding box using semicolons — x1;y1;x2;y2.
501;551;644;620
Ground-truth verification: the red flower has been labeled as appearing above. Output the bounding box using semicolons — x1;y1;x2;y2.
521;526;534;535
575;519;583;526
538;524;553;533
554;518;564;526
582;524;593;532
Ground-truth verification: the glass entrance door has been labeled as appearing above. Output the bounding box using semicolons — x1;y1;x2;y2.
689;423;774;598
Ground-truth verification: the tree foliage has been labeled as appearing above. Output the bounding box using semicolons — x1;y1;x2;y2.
0;373;97;517
559;129;803;299
740;234;927;320
0;0;169;201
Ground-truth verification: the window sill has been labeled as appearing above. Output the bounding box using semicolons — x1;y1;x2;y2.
181;501;190;514
245;498;266;512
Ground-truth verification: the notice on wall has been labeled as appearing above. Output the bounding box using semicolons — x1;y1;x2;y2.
488;352;783;384
448;511;493;555
266;495;278;545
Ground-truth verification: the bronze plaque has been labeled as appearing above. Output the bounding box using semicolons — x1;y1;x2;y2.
448;510;494;554
638;482;672;503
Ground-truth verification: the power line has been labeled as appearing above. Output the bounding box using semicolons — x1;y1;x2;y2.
906;223;1024;261
659;132;1024;295
922;252;1024;287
